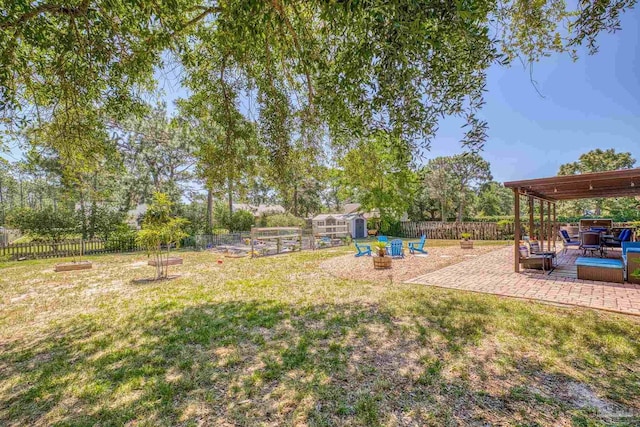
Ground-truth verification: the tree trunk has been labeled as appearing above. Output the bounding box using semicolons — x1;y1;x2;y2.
456;190;465;222
207;187;214;233
227;176;233;224
79;192;88;239
0;175;4;225
19;178;24;208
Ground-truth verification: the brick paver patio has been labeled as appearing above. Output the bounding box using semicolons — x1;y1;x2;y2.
405;246;640;316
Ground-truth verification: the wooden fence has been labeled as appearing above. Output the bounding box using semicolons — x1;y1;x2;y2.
0;237;142;260
399;221;515;240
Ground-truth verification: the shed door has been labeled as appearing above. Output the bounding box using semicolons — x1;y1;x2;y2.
355;218;365;238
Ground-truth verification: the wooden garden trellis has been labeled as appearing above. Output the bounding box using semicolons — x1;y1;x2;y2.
250;227;303;258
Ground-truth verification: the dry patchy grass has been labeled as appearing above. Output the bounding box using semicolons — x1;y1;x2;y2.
0;244;639;426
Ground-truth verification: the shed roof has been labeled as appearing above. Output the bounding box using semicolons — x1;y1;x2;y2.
503;168;640;201
312;213;364;221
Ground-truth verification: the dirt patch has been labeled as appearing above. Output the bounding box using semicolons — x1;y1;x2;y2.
320;245;504;283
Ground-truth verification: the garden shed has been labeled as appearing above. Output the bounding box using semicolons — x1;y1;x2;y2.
312;213;367;239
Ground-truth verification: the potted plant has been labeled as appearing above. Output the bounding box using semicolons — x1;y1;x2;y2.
460;232;474;249
372;241;392;269
136;192;189;280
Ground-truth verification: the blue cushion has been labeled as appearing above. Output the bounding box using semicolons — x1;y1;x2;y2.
626;247;640;254
622;241;640;255
576;257;623;269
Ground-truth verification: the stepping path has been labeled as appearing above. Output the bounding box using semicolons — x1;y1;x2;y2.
405;246;640;316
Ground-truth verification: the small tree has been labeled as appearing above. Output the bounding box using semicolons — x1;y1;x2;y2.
136;193;189;280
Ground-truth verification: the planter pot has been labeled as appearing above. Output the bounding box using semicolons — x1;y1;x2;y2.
460;240;474;249
627;252;640;284
55;261;93;272
373;256;392;269
148;257;183;267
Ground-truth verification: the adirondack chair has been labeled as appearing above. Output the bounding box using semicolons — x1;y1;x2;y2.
387;239;405;259
354;242;372;257
377;235;388;243
408;235;427;255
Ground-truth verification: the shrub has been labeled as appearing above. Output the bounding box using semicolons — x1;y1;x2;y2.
105;224;138;251
265;213;305;228
229;210;255;232
7;206;77;241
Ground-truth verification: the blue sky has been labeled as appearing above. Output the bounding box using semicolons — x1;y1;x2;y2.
429;10;640;182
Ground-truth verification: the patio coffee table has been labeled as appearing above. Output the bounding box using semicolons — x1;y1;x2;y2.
576;257;624;283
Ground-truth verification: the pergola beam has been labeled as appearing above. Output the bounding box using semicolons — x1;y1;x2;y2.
547;188;640;200
504;168;640;188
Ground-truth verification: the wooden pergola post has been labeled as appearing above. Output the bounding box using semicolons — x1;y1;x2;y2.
539;199;544;247
528;197;534;240
514;188;521;273
547;201;552;251
553;203;557;251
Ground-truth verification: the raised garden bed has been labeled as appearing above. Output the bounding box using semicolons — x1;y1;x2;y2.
54;261;93;272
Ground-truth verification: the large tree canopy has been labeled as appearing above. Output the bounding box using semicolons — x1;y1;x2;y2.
0;0;636;170
558;148;637;218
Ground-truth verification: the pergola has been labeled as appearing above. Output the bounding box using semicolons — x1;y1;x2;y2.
504;168;640;272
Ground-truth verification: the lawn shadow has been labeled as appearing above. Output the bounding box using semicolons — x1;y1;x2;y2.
1;295;638;426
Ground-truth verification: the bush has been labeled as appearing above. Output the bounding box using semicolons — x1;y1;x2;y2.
7;206;77;241
229;210;254;232
265;213;305;228
380;220;403;237
104;224;138;251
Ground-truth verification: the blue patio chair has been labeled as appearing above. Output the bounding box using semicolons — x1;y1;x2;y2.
580;231;603;257
377;235;388;244
387;239;404;259
559;230;580;254
604;229;631;248
354;242;372;257
408;235;427;255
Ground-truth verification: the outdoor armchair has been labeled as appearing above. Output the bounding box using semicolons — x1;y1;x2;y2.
408;235;427;255
387;239;405;259
603;229;631;248
519;244;552;272
559;230;580;254
354;242;372;257
580;231;603;257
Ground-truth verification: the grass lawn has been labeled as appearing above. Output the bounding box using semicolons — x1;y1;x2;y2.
1;243;639;426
